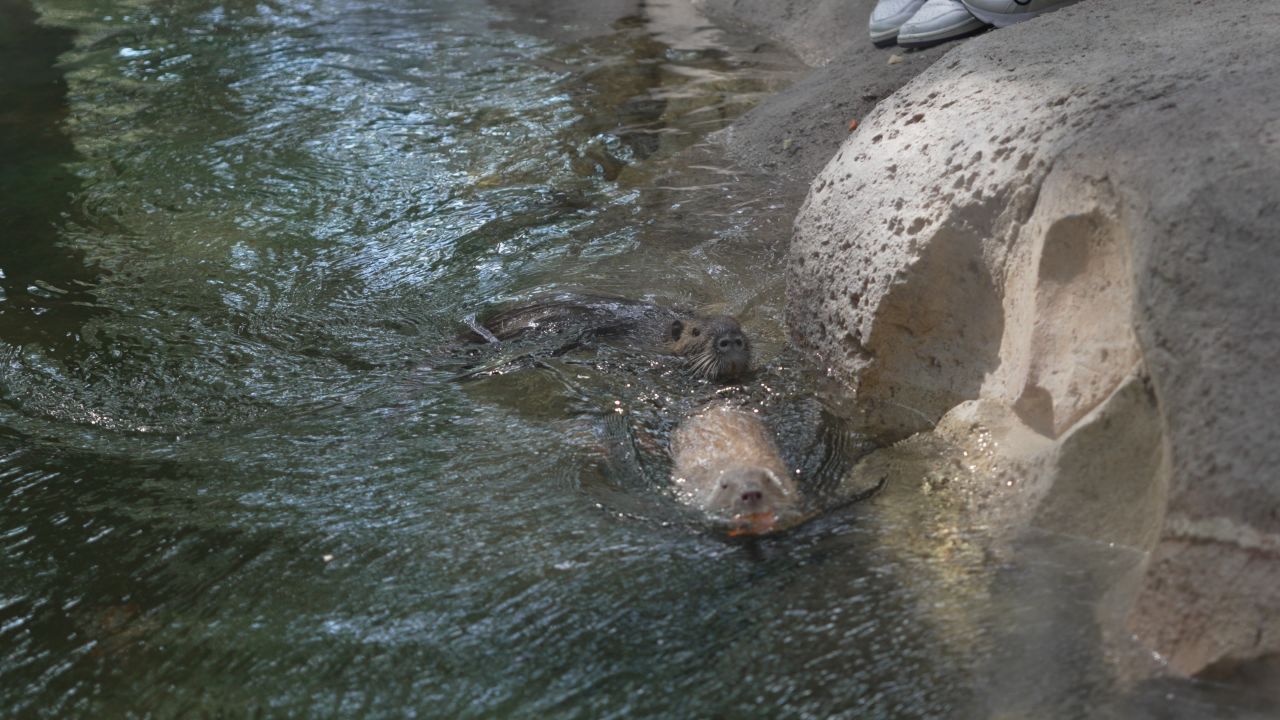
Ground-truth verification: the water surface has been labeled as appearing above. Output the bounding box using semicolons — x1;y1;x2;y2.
0;0;1271;717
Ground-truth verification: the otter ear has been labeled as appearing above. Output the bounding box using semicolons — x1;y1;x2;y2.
670;319;684;341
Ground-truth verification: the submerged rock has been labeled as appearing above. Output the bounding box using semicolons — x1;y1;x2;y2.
787;0;1280;675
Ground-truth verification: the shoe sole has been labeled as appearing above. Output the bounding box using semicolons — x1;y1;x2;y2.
869;27;900;46
898;19;989;48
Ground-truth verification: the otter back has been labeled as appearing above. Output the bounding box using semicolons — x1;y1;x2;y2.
462;292;676;346
461;291;751;381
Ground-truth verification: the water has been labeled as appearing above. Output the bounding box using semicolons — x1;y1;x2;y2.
0;0;1272;717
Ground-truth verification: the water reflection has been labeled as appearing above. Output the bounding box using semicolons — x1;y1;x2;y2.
0;0;103;352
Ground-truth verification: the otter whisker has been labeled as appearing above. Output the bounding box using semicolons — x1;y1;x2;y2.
698;360;719;381
691;353;717;380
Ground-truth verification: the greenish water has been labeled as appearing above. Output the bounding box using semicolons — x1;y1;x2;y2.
0;0;1272;717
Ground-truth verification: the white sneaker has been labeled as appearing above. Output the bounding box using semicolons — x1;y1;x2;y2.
869;0;929;46
959;0;1084;28
898;0;988;48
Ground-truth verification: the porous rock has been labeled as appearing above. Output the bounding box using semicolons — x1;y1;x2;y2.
789;0;1280;674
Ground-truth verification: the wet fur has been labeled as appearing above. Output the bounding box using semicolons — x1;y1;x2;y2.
667;315;750;382
670;405;799;531
462;292;751;381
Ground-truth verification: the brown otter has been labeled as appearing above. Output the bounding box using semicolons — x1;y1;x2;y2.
670;404;801;534
461;291;751;381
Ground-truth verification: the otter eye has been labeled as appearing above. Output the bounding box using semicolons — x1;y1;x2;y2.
691;328;701;337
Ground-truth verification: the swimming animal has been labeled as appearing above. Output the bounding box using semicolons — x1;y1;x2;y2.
461;291;751;381
670;404;800;534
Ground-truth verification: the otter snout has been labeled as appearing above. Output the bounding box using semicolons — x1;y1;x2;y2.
716;330;746;353
710;327;750;381
720;471;783;535
711;330;747;368
707;467;793;520
728;476;767;512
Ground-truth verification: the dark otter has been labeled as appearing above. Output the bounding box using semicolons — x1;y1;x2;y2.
461;291;751;381
670;404;800;534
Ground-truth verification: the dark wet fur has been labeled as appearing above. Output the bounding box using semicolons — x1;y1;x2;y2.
669;315;750;382
460;291;751;381
461;292;668;345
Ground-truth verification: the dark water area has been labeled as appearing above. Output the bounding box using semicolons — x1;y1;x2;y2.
0;0;1272;717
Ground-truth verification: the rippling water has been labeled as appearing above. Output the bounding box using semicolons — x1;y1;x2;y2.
0;0;1270;717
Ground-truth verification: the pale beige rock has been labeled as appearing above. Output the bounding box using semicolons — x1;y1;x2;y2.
790;0;1280;674
849;374;1165;544
990;170;1141;438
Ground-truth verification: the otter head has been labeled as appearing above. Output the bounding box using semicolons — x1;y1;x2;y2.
669;315;751;382
705;466;797;534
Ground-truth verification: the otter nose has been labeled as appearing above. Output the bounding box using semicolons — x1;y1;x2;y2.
740;489;764;504
717;332;745;352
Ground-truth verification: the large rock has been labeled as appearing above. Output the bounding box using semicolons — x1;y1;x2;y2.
790;0;1280;674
